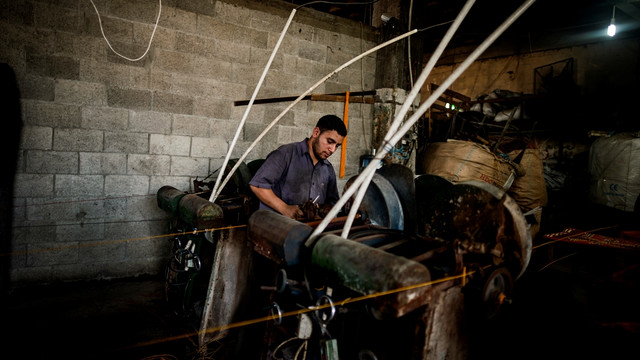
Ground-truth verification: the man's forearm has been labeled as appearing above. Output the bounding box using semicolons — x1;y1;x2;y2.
250;185;302;219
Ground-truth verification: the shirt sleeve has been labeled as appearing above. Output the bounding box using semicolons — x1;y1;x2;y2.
249;147;289;190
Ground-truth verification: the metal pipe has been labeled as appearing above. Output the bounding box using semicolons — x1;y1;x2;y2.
210;9;297;203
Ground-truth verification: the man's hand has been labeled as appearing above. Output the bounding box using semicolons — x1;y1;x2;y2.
282;204;303;219
250;185;303;219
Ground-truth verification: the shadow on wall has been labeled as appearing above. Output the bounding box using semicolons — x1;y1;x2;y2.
0;63;22;297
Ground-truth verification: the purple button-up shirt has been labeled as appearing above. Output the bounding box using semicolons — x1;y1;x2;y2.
249;138;339;211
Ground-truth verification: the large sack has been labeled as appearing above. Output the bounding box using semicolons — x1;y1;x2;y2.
588;132;640;212
420;139;517;190
507;147;548;212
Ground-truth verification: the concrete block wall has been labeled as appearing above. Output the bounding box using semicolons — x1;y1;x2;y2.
1;0;378;285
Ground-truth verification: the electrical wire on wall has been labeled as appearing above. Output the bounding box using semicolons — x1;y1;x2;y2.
89;0;162;62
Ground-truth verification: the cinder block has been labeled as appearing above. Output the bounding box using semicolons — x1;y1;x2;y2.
176;32;207;55
26;150;77;174
51;262;107;282
172;114;211;137
33;2;78;33
295;57;327;79
264;69;292;92
14;174;54;197
152;91;194;115
229;62;261;87
168;74;212;99
210;39;251;64
198;18;236;42
150;134;190;156
22;100;81;128
27;241;78;267
250;12;286;33
149;176;192;194
107;87;152;110
77;240;126;264
127;154;170;175
10;266;54;285
126;235;169;259
214;1;253;27
81;106;129;131
74;198;107;221
24;198;77;222
21;74;55;101
154;49;196;74
192;57;233;82
293;75;325;95
109;0;159;23
129;111;172;134
104;197;128;220
55;79;106;105
230;140;253;159
104;131;149;154
339;34;370;56
263;105;294;126
244;122;278;144
211;119;242;139
190;136;228;158
298;40;328;62
315;29;340;51
230;104;264;125
54;128;103;152
80;60;131;87
176;0;216;17
104;175;149;196
277;126;293;144
170;156;209;177
26;53;79;80
234;26;269;49
193;97;233;119
20;126;53;150
55;222;105;242
80;152;127;174
160;6;197;33
126;195;166;221
55;174;104;197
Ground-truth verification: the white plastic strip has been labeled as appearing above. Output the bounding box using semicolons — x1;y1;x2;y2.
209;9;297;203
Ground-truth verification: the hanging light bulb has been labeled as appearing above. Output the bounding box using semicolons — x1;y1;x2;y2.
607;5;616;37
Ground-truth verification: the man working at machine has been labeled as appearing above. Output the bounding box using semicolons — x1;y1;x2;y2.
249;115;347;219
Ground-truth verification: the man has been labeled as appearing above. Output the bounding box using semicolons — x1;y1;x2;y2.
249;115;347;219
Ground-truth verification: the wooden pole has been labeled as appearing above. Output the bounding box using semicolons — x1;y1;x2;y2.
339;91;349;179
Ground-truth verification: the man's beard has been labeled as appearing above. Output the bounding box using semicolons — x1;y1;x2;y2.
311;137;326;160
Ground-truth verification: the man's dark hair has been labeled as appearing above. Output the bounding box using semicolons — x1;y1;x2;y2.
316;115;347;137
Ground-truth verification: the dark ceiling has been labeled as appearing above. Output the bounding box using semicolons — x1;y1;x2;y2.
290;0;640;52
